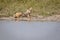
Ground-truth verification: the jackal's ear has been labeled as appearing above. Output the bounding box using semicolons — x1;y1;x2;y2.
30;7;32;10
28;7;32;10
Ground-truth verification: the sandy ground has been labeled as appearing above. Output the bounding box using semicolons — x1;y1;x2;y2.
0;15;60;22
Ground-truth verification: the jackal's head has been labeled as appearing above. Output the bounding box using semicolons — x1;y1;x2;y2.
29;7;32;11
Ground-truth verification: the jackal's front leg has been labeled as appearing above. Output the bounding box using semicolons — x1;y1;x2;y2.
27;14;31;21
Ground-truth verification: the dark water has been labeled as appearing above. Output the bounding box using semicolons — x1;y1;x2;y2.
0;20;60;40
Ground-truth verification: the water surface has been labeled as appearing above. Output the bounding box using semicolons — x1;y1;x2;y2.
0;20;60;40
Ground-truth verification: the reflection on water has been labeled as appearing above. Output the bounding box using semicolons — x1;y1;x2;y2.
0;20;60;40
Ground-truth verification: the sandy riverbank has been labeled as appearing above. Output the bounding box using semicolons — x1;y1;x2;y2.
0;15;60;22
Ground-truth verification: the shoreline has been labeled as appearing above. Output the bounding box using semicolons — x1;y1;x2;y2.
0;15;60;22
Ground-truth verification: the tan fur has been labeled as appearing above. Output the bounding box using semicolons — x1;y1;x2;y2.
24;7;32;17
13;7;32;21
13;12;23;18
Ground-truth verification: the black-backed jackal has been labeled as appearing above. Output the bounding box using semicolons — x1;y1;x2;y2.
13;7;32;20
